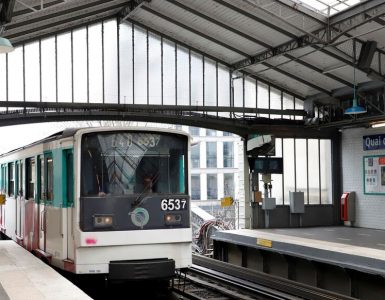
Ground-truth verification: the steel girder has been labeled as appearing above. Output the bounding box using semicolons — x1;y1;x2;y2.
232;0;385;78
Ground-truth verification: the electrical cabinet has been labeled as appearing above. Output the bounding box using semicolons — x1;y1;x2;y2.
289;191;305;214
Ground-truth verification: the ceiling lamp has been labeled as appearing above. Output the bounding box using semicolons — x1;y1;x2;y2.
371;122;385;128
0;36;13;53
0;26;14;54
344;64;366;115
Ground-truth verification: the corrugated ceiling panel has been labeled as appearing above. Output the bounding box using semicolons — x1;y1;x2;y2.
244;64;270;74
293;48;350;71
228;0;324;34
330;65;370;85
246;63;317;96
257;68;317;96
147;0;265;56
347;23;385;74
347;23;385;51
130;9;245;64
274;60;345;91
255;0;324;32
175;0;294;47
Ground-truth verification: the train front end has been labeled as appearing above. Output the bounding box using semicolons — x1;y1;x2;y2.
72;128;192;280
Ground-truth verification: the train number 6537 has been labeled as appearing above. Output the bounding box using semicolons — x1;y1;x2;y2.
161;198;187;211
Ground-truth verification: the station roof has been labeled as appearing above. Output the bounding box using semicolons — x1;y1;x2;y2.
1;0;385;128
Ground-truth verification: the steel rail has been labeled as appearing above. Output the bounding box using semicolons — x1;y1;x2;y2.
188;264;300;300
192;254;357;300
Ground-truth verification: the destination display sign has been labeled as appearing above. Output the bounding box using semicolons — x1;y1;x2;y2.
363;134;385;151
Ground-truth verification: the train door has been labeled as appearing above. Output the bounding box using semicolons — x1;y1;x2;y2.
64;150;75;261
0;164;7;231
38;155;46;251
15;161;24;242
24;158;37;251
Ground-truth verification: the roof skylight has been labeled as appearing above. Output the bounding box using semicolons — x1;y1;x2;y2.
294;0;365;16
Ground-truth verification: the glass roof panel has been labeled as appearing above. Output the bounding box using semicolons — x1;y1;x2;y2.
296;0;367;16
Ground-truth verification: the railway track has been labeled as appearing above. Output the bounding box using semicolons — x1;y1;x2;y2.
172;255;357;300
172;265;300;300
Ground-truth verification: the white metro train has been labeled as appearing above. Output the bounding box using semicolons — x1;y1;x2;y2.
0;127;192;280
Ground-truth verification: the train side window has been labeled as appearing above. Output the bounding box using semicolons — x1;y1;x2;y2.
8;163;15;197
46;157;54;201
0;164;6;194
26;158;36;200
39;157;45;200
17;161;23;196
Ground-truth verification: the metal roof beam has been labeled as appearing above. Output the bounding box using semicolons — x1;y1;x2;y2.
164;0;271;48
328;1;385;43
263;62;331;96
232;36;320;70
307;81;385;101
166;0;350;88
229;0;384;79
138;5;326;96
0;0;16;23
118;0;150;23
284;53;351;87
330;0;385;26
245;0;327;45
5;6;125;44
140;6;250;58
212;0;297;39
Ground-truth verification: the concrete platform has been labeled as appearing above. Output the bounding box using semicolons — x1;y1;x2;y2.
0;241;91;300
212;226;385;276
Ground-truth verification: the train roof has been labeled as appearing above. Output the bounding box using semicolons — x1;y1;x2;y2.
0;126;190;157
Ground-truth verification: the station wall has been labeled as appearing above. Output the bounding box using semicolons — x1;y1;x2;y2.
342;127;385;229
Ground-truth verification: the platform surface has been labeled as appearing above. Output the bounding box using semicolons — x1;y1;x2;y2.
212;226;385;276
0;240;91;300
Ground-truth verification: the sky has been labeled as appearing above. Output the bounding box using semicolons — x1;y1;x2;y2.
0;122;67;154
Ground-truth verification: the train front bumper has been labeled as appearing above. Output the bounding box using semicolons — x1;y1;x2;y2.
109;258;175;281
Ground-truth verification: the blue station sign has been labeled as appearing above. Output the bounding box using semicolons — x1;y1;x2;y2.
363;134;385;150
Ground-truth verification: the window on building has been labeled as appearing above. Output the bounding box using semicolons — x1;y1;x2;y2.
223;142;234;168
8;163;14;197
206;142;217;168
191;143;200;168
191;175;200;200
224;173;234;198
189;126;200;136
206;129;216;136
26;158;36;200
207;174;217;199
223;131;232;136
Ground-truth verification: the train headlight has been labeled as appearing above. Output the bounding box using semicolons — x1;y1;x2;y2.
164;214;182;225
93;214;114;228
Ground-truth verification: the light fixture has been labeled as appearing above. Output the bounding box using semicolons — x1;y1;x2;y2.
0;26;14;54
344;64;366;115
371;122;385;128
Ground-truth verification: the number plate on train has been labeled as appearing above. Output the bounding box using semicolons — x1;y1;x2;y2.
161;199;187;211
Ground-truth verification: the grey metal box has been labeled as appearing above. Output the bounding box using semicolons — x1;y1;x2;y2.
262;197;276;210
290;191;304;213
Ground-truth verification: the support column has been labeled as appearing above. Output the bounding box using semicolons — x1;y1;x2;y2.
238;139;251;228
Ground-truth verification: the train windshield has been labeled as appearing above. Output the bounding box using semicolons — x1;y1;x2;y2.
81;131;187;196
